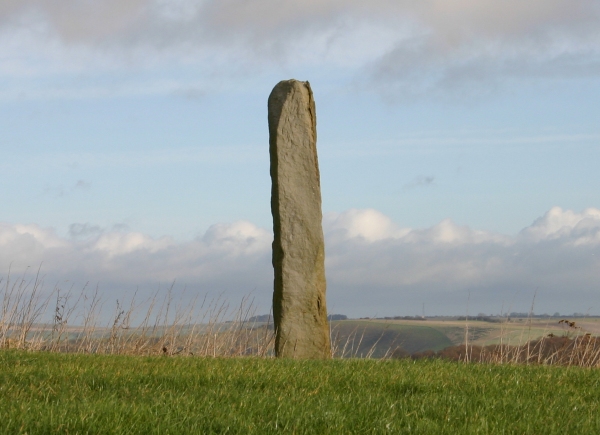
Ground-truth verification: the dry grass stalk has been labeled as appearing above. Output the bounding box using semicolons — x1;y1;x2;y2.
0;274;276;358
2;271;599;366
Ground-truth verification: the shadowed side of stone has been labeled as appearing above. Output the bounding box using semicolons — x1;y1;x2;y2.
268;79;331;359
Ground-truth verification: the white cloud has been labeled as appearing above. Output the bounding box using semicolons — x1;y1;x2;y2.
520;206;600;244
0;223;66;258
0;220;271;288
91;232;174;257
2;1;598;99
324;209;410;242
368;1;600;98
1;207;600;317
324;207;600;315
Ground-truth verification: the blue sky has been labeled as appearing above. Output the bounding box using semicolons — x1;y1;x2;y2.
1;0;600;318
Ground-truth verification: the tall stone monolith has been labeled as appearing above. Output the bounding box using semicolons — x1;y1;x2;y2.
268;79;331;359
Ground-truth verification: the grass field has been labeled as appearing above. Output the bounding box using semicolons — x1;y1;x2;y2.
2;349;600;434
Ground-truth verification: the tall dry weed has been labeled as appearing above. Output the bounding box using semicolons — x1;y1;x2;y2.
2;270;598;366
0;272;275;357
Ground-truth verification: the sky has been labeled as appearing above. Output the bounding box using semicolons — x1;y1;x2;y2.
1;0;600;319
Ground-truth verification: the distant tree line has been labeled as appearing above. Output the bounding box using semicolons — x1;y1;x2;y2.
248;314;347;322
376;316;426;321
248;315;272;323
455;316;502;323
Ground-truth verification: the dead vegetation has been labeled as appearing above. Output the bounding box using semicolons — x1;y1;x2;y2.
0;269;275;357
2;269;599;366
405;317;600;367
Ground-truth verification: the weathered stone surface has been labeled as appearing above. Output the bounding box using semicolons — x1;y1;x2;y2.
268;79;331;359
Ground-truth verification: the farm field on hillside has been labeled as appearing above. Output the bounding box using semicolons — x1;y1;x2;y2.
330;320;453;357
4;316;598;360
345;316;600;351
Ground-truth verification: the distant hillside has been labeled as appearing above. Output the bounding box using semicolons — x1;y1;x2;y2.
330;320;453;358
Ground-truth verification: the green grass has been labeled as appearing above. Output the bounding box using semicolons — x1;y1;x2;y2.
2;350;600;434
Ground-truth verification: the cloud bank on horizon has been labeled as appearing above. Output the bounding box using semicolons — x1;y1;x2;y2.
2;206;599;317
1;2;599;317
1;0;599;98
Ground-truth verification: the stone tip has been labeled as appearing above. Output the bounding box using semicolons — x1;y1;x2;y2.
277;78;308;84
271;79;311;92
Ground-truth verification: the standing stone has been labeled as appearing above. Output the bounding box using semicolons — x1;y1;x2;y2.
268;79;331;359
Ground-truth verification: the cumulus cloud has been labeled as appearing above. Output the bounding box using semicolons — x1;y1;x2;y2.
1;0;598;98
520;206;600;244
0;220;271;307
2;207;600;317
325;207;600;315
68;223;103;239
324;209;410;242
